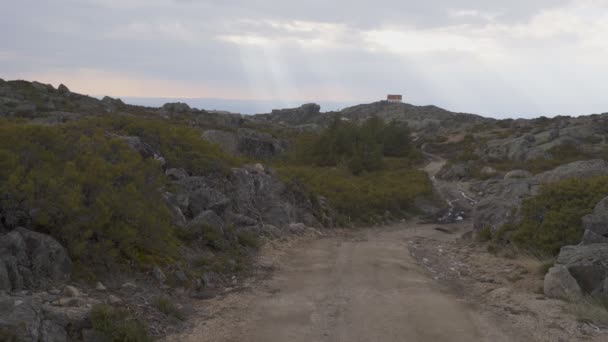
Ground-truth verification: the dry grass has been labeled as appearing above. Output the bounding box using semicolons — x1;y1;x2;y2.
567;297;608;328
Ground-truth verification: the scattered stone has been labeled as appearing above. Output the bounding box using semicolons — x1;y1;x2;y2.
153;266;166;283
504;170;533;179
95;282;107;291
62;285;80;298
107;295;122;304
121;282;137;290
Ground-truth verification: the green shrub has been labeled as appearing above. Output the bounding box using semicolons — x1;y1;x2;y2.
277;165;433;224
509;175;608;255
477;226;493;242
91;304;150;342
0;120;177;270
152;296;184;321
289;116;414;175
0;116;242;274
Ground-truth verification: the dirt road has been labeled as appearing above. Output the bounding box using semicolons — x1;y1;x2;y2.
166;224;521;342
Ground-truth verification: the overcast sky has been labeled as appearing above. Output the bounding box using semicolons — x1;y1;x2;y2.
2;0;608;117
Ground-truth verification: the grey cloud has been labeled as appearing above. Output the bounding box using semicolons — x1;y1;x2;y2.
2;0;608;118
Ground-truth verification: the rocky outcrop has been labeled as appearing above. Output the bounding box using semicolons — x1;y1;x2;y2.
581;196;608;243
436;163;470;181
162;102;191;113
201;130;239;155
473;160;608;234
504;170;533;179
202;128;287;159
0;228;72;292
546;244;608;298
532;159;608;184
0;289;97;342
472;178;536;233
168;164;328;234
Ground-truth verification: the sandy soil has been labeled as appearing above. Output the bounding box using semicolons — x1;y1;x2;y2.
165;224;526;342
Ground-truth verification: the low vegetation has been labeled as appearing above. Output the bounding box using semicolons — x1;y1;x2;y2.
0;116;239;279
568;296;608;328
152;296;185;321
499;175;608;255
277;116;433;225
91;304;150;342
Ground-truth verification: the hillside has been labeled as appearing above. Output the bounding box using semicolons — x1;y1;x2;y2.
252;101;490;132
2;79;608;342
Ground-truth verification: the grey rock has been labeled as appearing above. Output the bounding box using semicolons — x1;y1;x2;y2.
189;210;224;230
40;320;67;342
95;282;106;291
236;128;285;159
107;295;122;304
474;160;608;236
580;229;608;245
554;244;608;296
436;163;470;181
162;102;191;113
187;184;230;217
0;295;42;341
120;282;137;290
165;168;188;181
57;84;70;94
174;270;188;284
42;304;91;331
101;96;125;113
152;266;166;283
0;228;72;292
504;170;533;179
480;166;497;177
533;159;608;184
202;130;239;155
582;196;608;237
62;286;80;298
225;212;258;227
287;223;307;235
544;265;582;300
472;178;536;234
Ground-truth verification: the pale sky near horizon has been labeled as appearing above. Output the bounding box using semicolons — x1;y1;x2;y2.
2;0;608;118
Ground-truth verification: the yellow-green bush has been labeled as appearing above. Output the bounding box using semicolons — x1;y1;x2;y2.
277;165;433;224
0;116;241;274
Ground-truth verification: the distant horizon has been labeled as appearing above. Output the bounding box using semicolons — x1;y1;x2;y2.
117;95;607;119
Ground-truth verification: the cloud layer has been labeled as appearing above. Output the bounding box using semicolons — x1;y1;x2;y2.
2;0;608;117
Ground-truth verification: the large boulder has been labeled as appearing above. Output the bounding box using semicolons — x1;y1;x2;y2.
0;293;92;342
533;159;608;184
553;244;608;296
236;128;285;159
202;128;286;159
581;196;608;240
168;164;326;232
436;163;470;181
162;102;191;113
472;178;536;233
544;265;582;300
0;228;72;292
